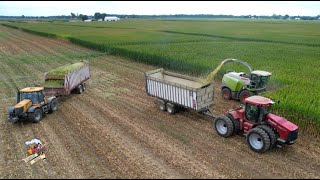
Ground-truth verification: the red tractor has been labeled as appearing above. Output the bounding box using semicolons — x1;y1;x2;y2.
214;96;298;153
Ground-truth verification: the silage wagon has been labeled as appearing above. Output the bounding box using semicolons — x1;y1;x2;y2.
43;62;90;97
145;68;215;115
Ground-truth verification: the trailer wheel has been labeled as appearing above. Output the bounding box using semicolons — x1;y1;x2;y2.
49;98;58;113
30;108;42;123
246;127;271;153
166;103;176;115
82;83;86;91
222;87;232;100
78;85;83;94
214;116;234;137
159;100;166;111
239;90;254;104
256;125;277;148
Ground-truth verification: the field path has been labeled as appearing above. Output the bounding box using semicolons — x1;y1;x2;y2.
0;25;319;178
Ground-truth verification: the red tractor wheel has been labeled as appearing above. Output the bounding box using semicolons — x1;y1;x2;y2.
246;127;271;153
226;114;240;134
222;87;232;100
257;125;278;148
239;90;254;104
214;116;234;137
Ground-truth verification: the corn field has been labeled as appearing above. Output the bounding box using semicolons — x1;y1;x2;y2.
2;18;320;134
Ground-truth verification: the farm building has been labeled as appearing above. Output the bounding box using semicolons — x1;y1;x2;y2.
104;16;120;21
84;19;92;22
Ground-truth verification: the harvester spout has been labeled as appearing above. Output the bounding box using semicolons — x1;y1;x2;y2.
202;58;252;86
221;58;252;73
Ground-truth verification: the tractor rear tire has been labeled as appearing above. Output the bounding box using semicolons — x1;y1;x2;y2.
49;98;58;113
159;100;166;111
214;116;234;137
226;114;240;134
166;103;176;115
246;127;271;153
30;108;43;123
222;87;232;100
257;125;277;148
239;90;254;104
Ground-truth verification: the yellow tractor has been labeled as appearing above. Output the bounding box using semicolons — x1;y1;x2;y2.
8;87;58;123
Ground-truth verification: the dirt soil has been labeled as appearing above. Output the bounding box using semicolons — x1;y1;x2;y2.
0;25;320;179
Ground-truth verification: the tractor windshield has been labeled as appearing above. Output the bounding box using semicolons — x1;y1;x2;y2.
259;76;270;88
21;92;39;104
246;104;271;123
257;105;271;122
251;74;270;89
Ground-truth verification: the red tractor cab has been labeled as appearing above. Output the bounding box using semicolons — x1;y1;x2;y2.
214;95;298;153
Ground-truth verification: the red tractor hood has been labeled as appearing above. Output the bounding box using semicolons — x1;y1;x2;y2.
267;113;298;131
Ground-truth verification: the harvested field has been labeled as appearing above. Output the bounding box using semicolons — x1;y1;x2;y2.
1;25;320;179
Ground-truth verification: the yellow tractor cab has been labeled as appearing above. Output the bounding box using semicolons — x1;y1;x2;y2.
19;87;46;105
8;87;58;123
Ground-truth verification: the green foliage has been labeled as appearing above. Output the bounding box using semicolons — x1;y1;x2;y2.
44;80;64;87
71;13;76;19
47;62;85;75
79;14;88;21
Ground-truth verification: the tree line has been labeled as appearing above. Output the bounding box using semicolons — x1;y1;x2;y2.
1;13;320;21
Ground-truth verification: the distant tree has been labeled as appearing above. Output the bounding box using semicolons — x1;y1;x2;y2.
94;12;101;20
100;13;106;20
284;14;289;19
272;14;281;19
21;15;25;18
80;14;88;21
71;12;76;18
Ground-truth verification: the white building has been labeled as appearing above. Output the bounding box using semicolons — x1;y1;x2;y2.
104;16;120;21
84;19;92;22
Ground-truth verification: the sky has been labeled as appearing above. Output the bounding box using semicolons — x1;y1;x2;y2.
0;1;319;17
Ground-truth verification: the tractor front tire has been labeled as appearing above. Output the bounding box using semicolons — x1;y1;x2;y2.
246;127;271;153
214;116;234;137
222;87;232;100
239;90;254;104
257;125;277;148
49;98;58;113
30;108;43;123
